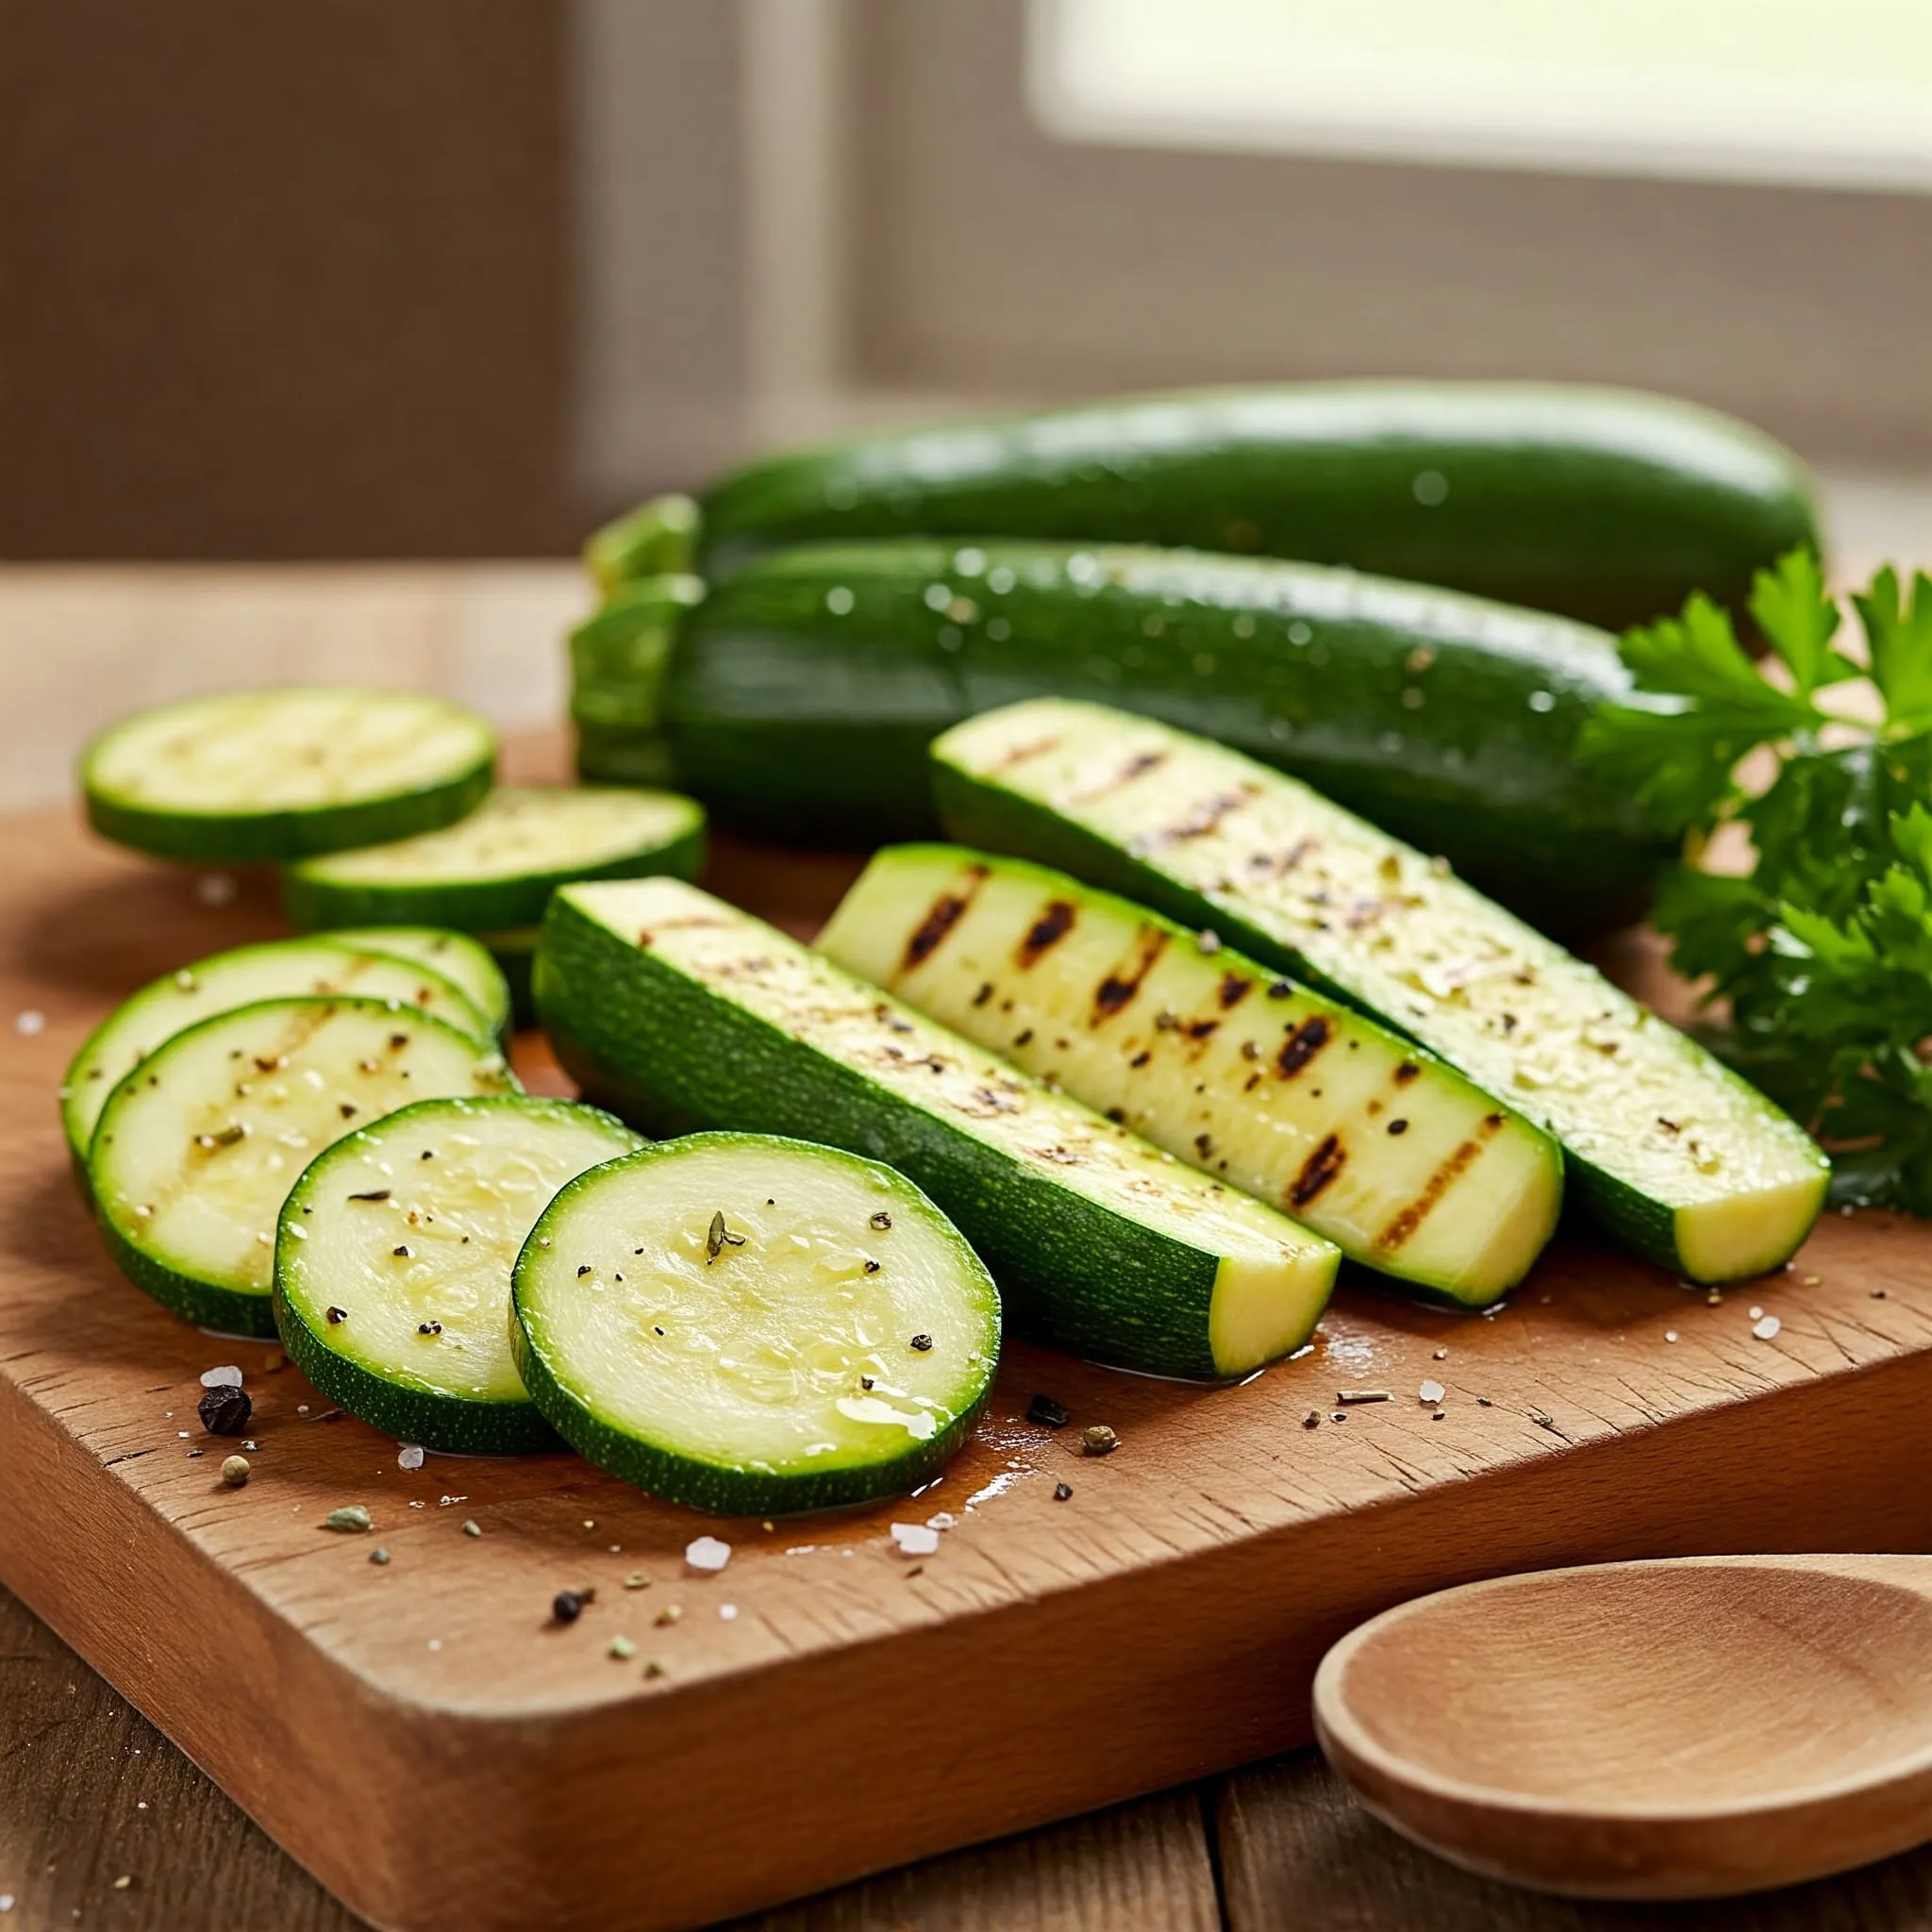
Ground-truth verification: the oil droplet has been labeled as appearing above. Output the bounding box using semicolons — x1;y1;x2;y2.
824;586;855;616
1412;471;1449;507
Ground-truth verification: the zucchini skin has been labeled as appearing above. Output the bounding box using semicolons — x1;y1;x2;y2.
661;540;1675;935
930;720;1820;1282
694;383;1819;631
534;890;1320;1380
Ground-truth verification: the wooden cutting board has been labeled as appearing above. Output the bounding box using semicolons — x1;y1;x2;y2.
5;755;1932;1932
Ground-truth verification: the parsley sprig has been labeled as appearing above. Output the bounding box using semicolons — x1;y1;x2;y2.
1583;551;1932;1211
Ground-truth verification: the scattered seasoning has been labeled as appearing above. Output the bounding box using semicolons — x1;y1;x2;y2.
347;1189;390;1203
706;1211;746;1260
863;1258;881;1274
1025;1392;1071;1428
576;1264;592;1277
461;1519;482;1538
324;1506;373;1534
1803;1274;1821;1287
1706;1290;1722;1307
1748;1305;1764;1320
197;1384;253;1436
1197;929;1222;955
608;1636;637;1661
643;1658;666;1678
1417;1379;1445;1405
418;1320;442;1336
891;1523;941;1556
397;1444;425;1471
1432;1348;1448;1361
1301;1410;1321;1429
869;1209;892;1230
199;1365;242;1389
720;1603;740;1621
1873;1288;1889;1299
113;1875;132;1890
1476;1396;1493;1407
1331;1411;1348;1424
1081;1424;1118;1456
325;1306;348;1325
1054;1481;1074;1501
14;1009;46;1037
655;1604;683;1626
370;1548;391;1566
1665;1329;1680;1343
220;1455;250;1487
1529;1410;1557;1430
624;1572;651;1591
1753;1313;1783;1341
553;1590;590;1624
1432;1410;1446;1422
686;1536;732;1574
909;1333;934;1353
1336;1389;1390;1406
393;1244;412;1258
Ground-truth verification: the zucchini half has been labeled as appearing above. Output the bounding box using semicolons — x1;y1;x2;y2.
535;877;1340;1380
932;699;1828;1285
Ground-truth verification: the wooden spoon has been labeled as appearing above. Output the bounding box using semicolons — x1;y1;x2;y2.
1313;1554;1932;1900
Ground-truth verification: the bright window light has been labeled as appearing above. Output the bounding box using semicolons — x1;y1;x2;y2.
1029;0;1932;192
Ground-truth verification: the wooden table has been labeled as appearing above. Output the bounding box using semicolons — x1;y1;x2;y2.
8;558;1932;1930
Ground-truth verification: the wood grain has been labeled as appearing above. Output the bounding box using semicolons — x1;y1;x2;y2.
1220;1752;1932;1932
5;751;1932;1931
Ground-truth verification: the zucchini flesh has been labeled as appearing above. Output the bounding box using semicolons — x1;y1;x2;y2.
91;997;517;1334
283;785;706;933
656;540;1673;935
62;939;490;1163
690;382;1819;632
82;688;495;862
535;877;1339;1379
819;844;1561;1305
275;1095;642;1453
512;1132;999;1514
326;927;513;1041
932;700;1828;1284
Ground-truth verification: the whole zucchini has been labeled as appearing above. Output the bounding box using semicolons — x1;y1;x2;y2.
618;539;1678;938
602;383;1819;633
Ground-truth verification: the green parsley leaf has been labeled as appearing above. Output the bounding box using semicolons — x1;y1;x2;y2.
1855;566;1932;732
1747;547;1859;696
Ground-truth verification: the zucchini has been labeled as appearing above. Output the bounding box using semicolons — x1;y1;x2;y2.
535;877;1339;1379
478;926;541;1028
283;785;706;933
819;844;1561;1306
275;1095;642;1454
653;540;1674;934
82;688;495;862
90;997;517;1334
933;699;1828;1284
325;927;513;1041
61;938;491;1165
511;1132;999;1514
673;383;1819;631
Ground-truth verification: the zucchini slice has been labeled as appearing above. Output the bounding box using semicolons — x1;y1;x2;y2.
512;1132;999;1514
325;926;513;1041
81;688;495;862
536;877;1339;1380
275;1095;642;1453
477;925;541;1028
283;784;706;933
62;939;491;1164
820;845;1562;1306
934;700;1829;1284
91;997;517;1334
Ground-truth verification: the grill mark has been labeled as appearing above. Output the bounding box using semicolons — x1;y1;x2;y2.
1393;1061;1421;1085
1217;973;1253;1010
902;867;988;971
1290;1135;1346;1208
1375;1115;1506;1253
1130;784;1260;853
997;734;1061;769
1074;748;1169;802
1017;899;1076;968
1092;928;1169;1021
1276;1016;1332;1078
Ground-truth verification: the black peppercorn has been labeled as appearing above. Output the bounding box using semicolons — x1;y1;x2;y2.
197;1384;253;1436
552;1589;588;1624
1025;1392;1071;1428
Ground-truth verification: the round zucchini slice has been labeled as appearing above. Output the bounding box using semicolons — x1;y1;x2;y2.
90;997;517;1334
81;687;495;862
511;1133;1000;1516
325;926;513;1041
282;785;706;932
62;938;491;1165
275;1096;643;1453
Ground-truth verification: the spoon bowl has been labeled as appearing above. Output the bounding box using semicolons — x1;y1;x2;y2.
1313;1554;1932;1899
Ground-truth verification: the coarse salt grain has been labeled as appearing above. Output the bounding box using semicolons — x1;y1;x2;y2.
1665;1330;1679;1343
1753;1314;1782;1341
1749;1306;1764;1320
397;1444;425;1471
685;1536;731;1574
719;1604;739;1622
1417;1379;1445;1405
925;1511;958;1531
14;1009;44;1037
200;1366;242;1389
891;1523;940;1557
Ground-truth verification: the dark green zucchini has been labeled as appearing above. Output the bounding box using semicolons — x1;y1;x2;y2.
651;540;1677;936
661;383;1819;632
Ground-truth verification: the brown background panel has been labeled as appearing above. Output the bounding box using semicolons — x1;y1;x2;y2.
0;0;574;558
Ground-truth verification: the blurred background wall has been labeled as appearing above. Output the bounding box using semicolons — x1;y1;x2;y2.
5;0;1931;563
